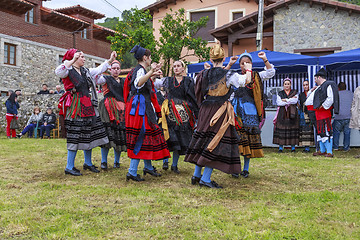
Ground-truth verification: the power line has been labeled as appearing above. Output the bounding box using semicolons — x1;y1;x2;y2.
99;0;123;15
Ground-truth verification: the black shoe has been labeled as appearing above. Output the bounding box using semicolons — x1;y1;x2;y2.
113;162;120;168
65;168;82;176
83;164;100;173
231;173;239;178
126;173;145;182
72;167;80;173
171;165;180;174
16;134;22;138
101;162;108;170
162;161;169;170
143;167;161;177
199;180;223;189
191;176;201;185
278;149;283;153
302;149;310;153
240;170;249;178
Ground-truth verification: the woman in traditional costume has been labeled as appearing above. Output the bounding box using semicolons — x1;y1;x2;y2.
184;45;251;188
298;80;314;153
124;45;170;182
55;49;116;176
273;78;300;152
96;60;127;169
231;51;275;178
154;60;199;174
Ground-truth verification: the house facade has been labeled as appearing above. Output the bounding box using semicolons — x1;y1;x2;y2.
144;0;275;62
211;0;360;57
0;0;115;94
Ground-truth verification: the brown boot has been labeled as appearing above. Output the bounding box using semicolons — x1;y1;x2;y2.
324;153;334;158
313;151;326;156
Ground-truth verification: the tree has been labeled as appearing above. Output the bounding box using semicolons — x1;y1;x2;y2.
97;17;119;30
107;8;159;65
157;8;210;76
109;8;210;75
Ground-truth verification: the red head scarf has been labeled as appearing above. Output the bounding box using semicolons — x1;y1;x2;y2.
62;48;78;62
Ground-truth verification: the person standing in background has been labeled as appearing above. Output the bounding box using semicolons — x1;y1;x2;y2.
5;92;20;138
333;82;353;152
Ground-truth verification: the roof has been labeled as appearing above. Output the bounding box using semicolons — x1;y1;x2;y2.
40;6;90;31
319;48;360;65
143;0;276;15
92;24;117;41
210;0;360;42
0;0;34;15
55;4;105;19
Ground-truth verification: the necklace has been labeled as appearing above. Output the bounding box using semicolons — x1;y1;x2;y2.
173;76;182;88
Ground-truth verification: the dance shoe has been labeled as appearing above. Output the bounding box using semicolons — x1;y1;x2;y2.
324;153;334;158
101;162;108;170
199;180;223;189
113;162;120;168
191;176;201;185
313;151;326;156
65;168;82;176
83;164;100;173
126;173;145;182
143;167;161;177
171;165;180;174
72;167;80;173
240;170;249;178
231;173;239;178
162;161;169;170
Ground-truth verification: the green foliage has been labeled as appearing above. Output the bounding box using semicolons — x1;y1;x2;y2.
337;0;360;5
108;8;158;64
158;8;210;76
97;17;119;30
109;8;210;75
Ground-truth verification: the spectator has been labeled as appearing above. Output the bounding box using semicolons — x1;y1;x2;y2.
15;89;22;96
350;86;360;158
5;92;20;138
273;78;300;152
37;84;50;94
333;82;353;152
17;107;43;138
54;85;65;94
298;80;314;153
39;108;57;139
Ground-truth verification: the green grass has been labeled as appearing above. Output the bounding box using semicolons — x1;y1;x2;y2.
0;137;359;239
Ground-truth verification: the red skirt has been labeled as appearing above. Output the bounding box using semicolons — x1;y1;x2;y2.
125;97;170;160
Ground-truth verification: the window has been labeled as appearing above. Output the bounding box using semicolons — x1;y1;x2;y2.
58;55;64;65
190;10;215;42
81;28;88;39
4;43;16;65
25;8;34;23
232;12;243;20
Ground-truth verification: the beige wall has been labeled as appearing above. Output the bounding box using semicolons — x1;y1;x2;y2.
151;0;260;63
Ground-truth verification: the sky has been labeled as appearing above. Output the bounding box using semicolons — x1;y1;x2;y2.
43;0;155;23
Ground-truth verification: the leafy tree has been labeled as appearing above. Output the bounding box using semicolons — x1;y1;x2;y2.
97;17;119;30
338;0;360;5
109;8;210;75
157;8;210;76
107;8;159;65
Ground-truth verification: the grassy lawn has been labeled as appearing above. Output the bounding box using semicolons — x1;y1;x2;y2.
0;137;359;239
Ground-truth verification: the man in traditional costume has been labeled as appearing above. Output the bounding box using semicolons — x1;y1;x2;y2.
312;68;339;157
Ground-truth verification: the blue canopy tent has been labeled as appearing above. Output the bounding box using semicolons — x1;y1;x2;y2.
188;50;319;91
319;48;360;92
188;50;318;74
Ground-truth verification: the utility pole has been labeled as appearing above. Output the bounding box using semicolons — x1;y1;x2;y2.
256;0;265;51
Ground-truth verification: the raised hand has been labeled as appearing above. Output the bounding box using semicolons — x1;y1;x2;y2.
109;51;117;62
204;62;211;69
258;51;267;61
229;56;238;66
73;52;81;62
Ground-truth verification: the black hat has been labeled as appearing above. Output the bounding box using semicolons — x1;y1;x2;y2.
314;68;327;78
130;45;146;60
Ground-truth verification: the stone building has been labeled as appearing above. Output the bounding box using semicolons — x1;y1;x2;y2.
210;0;360;56
0;0;115;95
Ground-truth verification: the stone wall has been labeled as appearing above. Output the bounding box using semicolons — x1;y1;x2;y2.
274;2;360;53
0;33;107;95
0;93;104;133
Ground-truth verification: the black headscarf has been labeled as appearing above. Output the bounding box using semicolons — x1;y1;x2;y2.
7;92;17;103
